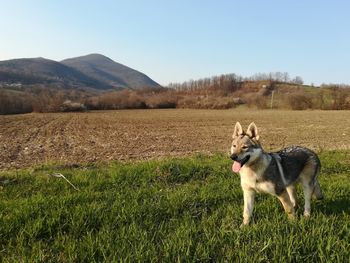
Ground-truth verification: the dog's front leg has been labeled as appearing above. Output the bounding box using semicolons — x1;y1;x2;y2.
277;190;295;220
242;189;255;227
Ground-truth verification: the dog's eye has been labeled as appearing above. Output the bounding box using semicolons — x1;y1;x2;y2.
242;145;248;150
233;144;237;148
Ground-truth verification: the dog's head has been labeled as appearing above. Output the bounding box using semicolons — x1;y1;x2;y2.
230;122;262;172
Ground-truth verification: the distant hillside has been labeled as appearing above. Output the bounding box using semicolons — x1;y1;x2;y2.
0;57;107;88
61;54;160;89
0;54;161;90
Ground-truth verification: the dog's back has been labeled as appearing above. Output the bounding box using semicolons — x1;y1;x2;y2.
276;146;320;185
261;146;321;197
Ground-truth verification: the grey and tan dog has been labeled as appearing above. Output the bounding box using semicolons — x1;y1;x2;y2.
230;122;323;227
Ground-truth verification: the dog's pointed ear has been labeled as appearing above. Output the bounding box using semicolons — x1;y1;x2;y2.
233;122;244;138
246;122;260;141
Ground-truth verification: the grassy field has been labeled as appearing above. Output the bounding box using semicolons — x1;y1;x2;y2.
0;151;349;262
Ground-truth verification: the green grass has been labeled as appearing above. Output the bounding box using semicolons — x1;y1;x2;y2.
0;152;349;262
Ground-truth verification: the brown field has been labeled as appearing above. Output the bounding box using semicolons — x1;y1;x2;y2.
1;109;350;170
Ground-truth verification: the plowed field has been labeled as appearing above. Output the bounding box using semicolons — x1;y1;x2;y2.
1;109;350;169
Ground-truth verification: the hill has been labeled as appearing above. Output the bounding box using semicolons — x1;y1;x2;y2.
0;57;108;89
61;54;161;89
0;54;161;90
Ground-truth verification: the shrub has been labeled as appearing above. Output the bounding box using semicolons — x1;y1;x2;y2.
60;100;87;112
145;93;177;108
0;89;33;114
288;93;313;110
245;94;270;109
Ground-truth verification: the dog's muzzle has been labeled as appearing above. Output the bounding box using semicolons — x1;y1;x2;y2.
230;154;238;161
230;154;250;166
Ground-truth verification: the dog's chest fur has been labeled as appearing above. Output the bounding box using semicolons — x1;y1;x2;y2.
239;162;276;195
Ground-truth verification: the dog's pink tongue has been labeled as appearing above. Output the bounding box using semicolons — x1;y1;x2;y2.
232;161;242;173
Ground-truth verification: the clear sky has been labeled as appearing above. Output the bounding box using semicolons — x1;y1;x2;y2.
0;0;349;86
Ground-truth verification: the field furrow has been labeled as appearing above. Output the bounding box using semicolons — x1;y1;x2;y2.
1;109;350;169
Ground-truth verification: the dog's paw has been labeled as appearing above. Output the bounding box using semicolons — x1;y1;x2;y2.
304;211;311;217
287;213;296;221
240;220;250;229
240;223;248;229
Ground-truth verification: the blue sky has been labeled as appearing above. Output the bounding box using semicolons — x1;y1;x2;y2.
0;0;349;85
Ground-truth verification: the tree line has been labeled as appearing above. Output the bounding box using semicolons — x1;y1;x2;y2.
1;72;350;114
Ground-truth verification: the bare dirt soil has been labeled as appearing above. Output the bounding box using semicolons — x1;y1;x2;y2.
1;109;350;169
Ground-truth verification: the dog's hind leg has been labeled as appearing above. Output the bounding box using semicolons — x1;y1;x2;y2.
300;160;320;217
300;171;316;217
286;185;298;209
312;180;324;200
277;190;295;220
302;182;313;217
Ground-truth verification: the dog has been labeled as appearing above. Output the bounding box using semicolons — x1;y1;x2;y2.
230;122;323;227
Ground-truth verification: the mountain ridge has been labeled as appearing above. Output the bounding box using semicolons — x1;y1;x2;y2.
0;54;161;90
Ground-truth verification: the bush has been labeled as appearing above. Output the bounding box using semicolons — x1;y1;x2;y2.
145;94;177;108
0;89;33;114
288;93;313;110
60;100;87;112
245;94;270;109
